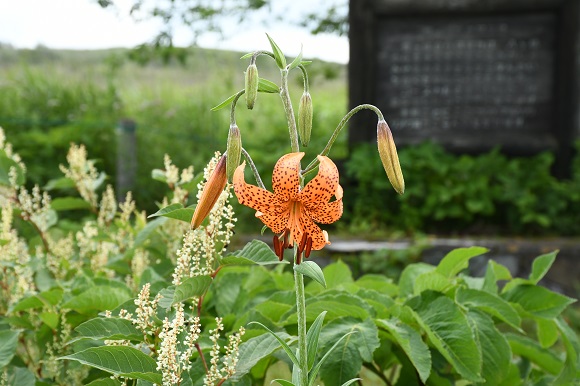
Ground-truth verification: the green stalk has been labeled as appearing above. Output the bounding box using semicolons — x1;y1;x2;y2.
302;104;384;176
294;248;309;386
280;69;300;152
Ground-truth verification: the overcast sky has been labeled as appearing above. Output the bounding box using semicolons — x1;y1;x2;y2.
0;0;349;63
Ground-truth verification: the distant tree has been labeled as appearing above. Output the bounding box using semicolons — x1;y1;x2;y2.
96;0;347;60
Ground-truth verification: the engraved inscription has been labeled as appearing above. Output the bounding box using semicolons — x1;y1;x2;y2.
376;14;556;149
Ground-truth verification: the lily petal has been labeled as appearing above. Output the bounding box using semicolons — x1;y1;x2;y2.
233;162;278;214
305;197;343;225
256;209;290;234
299;214;330;250
272;152;304;202
299;155;339;206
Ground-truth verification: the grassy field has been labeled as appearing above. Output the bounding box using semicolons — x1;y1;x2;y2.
0;44;348;227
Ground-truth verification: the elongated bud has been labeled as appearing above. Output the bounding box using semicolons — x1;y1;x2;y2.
377;119;405;194
190;155;228;230
226;124;242;182
298;92;313;147
245;63;259;109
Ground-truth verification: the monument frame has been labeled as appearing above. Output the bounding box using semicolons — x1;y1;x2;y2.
349;0;580;176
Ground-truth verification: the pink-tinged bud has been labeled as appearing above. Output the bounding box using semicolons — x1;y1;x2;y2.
377;119;405;194
226;124;242;182
191;155;228;230
298;92;313;147
245;63;259;109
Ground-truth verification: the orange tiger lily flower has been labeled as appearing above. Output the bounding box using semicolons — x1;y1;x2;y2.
233;152;343;263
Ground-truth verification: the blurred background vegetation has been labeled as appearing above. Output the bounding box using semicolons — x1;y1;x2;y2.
1;43;579;236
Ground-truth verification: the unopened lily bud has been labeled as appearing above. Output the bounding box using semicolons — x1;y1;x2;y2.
191;155;228;230
377;119;405;194
245;63;259;109
298;92;313;147
226;124;242;181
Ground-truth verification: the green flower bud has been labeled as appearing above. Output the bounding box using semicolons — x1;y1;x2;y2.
377;119;405;194
226;124;242;182
245;63;259;109
298;92;313;147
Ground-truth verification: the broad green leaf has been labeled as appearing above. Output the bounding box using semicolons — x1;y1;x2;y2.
63;285;132;315
456;287;521;331
355;288;394;319
51;197;93;211
377;319;431;382
222;240;284;266
311;329;357;386
529;251;557;284
266;33;286;69
553;317;580;384
408;291;483;382
507;333;563;375
3;366;35;386
272;380;295;386
211;91;240;111
414;271;452;294
86;378;123;386
282;292;371;324
61;346;162;384
502;284;576;319
435;246;488;278
258;78;279;93
254;291;295;323
134;217;167;247
248;322;299;369
483;260;513;293
147;203;194;223
306;311;326;370
39;311;59;329
44;176;75;190
536;318;559;348
323;260;352;289
294;261;326;288
399;263;434;297
0;330;20;367
151;168;167;183
467;311;511;385
288;45;303;70
10;288;63;312
355;274;398;296
158;275;212;309
71;317;143;343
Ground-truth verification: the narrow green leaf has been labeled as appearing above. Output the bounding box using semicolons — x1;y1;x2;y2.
502;284;576;319
151;169;167;183
377;319;431;382
507;333;563;375
266;33;287;69
288;45;303;70
536;318;559;348
51;197;92;211
147;203;194;223
435;246;488;278
211;92;240;111
529;251;558;284
231;332;291;381
248;321;299;368
456;287;522;331
553;317;580;384
258;78;279;93
61;346;162;384
222;240;285;266
71;317;143;343
408;291;483;382
147;203;183;218
44;176;75;190
0;330;20;367
158;275;212;309
63;286;132;315
340;379;362;386
294;261;326;288
271;380;295;386
240;52;253;59
85;378;123;386
306;311;326;370
309;331;357;386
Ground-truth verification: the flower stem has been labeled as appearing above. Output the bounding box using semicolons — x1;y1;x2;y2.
302;104;384;176
294;249;309;386
280;69;300;153
230;89;245;124
241;147;266;189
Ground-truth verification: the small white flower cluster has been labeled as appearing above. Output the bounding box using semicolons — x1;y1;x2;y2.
98;185;118;227
172;152;236;285
163;154;194;205
76;221;118;277
41;234;76;281
133;283;161;338
17;184;53;233
205;317;245;385
59;143;100;206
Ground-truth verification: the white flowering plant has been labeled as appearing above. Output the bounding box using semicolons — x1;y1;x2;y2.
1;34;579;386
